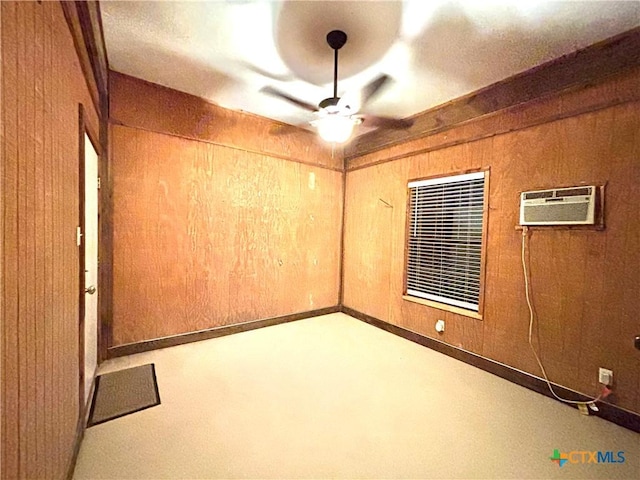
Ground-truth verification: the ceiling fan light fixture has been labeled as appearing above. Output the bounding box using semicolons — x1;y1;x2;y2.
313;114;356;144
262;30;407;143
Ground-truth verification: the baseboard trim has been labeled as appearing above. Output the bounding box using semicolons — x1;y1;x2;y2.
66;413;84;480
341;306;640;434
108;306;342;358
66;375;97;480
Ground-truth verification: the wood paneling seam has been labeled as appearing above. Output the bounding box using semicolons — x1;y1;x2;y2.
109;120;344;173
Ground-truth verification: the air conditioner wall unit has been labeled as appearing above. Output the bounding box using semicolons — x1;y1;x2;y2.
519;186;596;226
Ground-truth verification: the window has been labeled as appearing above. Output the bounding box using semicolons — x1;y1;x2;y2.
405;171;487;315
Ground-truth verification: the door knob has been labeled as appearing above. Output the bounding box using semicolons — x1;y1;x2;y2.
85;285;96;295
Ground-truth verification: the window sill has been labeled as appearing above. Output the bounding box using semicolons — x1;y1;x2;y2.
402;295;483;320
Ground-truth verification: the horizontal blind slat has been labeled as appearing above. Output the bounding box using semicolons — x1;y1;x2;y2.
407;283;480;299
408;265;482;277
407;273;480;290
407;286;479;304
406;289;479;311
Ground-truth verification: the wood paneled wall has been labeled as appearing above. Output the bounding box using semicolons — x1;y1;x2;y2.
1;2;99;479
109;78;343;346
0;5;4;478
343;67;640;415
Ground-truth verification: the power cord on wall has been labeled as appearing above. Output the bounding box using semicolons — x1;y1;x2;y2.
521;226;610;410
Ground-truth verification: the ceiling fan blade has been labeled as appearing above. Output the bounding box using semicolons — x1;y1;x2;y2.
337;74;393;113
360;74;393;107
268;122;311;136
360;114;414;130
260;86;318;112
240;62;296;82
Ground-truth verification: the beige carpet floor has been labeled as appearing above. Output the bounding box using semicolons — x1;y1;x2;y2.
73;313;639;479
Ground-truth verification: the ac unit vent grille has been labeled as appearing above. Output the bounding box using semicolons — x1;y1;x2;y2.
523;202;590;223
523;191;553;200
555;187;592;197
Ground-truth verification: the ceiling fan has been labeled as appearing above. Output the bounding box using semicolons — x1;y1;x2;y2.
261;30;413;144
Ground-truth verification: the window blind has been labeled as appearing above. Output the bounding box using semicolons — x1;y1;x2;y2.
406;171;485;311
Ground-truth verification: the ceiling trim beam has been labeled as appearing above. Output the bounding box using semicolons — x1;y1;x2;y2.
60;1;109;115
345;27;640;160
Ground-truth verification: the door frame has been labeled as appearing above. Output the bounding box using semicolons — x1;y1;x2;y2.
78;103;101;417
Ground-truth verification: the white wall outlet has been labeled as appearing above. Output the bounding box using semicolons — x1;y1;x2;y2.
435;320;445;333
598;367;613;386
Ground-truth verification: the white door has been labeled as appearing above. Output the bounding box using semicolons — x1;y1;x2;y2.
83;133;99;405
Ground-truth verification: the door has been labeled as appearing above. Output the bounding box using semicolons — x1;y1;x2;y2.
83;132;99;405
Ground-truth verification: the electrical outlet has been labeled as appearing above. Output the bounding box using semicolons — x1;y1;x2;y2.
598;367;613;386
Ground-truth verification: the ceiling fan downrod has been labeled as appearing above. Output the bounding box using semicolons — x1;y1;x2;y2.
321;30;347;108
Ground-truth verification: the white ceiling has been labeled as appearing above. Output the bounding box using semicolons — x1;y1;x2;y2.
101;1;640;134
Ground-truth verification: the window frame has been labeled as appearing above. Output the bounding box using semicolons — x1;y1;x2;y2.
402;168;490;320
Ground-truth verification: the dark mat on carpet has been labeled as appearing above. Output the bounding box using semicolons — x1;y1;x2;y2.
88;363;160;427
